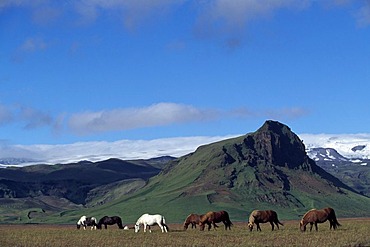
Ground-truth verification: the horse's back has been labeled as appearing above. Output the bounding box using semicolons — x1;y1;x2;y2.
139;213;165;224
219;210;231;221
201;211;215;223
265;210;278;220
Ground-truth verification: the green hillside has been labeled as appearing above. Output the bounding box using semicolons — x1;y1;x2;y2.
37;121;370;225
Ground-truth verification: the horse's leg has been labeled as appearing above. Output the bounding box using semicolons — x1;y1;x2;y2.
104;224;107;229
148;225;152;233
257;223;261;231
329;220;333;230
143;224;147;233
275;220;280;230
309;223;313;232
270;221;274;231
208;222;212;231
314;223;318;231
159;223;164;233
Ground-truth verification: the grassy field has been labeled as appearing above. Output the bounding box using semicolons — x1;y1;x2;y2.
0;218;369;247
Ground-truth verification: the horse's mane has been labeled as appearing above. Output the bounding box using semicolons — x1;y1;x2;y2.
302;208;316;219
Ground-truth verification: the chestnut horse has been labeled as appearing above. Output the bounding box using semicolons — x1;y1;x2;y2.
248;210;283;231
199;210;232;231
300;207;341;232
183;213;202;230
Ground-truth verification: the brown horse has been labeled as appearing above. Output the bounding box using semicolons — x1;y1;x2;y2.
300;207;341;232
183;213;202;230
199;210;232;231
248;210;283;231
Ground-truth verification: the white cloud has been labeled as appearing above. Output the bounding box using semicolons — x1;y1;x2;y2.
0;104;55;129
0;135;237;165
0;102;308;137
19;106;54;129
68;102;217;135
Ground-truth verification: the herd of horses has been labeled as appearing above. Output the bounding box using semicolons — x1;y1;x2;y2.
77;215;126;230
77;207;341;233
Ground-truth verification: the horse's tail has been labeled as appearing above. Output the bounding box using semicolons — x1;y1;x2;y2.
278;220;284;226
331;210;341;229
117;218;124;229
228;218;233;226
162;216;169;232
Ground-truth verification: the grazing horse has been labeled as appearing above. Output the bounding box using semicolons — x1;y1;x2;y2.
199;210;232;231
183;213;202;230
76;216;98;230
97;216;124;229
135;213;169;233
300;207;341;232
248;210;283;231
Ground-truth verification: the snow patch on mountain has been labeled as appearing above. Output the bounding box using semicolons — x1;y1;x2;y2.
299;133;370;160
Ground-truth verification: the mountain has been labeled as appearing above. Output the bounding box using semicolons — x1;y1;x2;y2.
306;147;370;197
2;121;370;224
0;157;173;223
51;120;369;224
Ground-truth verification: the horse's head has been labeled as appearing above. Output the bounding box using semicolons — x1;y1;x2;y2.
299;220;306;232
183;222;189;230
76;224;81;229
134;224;140;233
247;222;254;231
198;222;206;231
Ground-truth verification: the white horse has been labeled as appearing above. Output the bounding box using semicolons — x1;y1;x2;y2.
134;213;169;233
77;215;98;230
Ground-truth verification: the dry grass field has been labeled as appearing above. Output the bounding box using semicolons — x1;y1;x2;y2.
0;218;369;247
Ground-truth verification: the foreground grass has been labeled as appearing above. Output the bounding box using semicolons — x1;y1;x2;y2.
0;218;369;247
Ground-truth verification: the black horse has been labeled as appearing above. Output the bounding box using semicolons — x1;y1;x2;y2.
97;216;124;229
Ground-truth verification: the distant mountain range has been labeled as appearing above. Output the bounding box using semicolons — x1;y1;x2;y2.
2;133;370;167
0;121;369;224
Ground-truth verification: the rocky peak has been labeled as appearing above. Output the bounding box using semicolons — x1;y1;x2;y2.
245;120;307;169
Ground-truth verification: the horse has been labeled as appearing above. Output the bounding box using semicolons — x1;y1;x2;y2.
135;213;169;233
247;210;283;231
97;216;124;229
183;213;202;230
76;215;98;230
199;210;232;231
300;207;341;232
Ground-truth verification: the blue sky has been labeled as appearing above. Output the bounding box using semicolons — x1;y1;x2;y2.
1;0;370;147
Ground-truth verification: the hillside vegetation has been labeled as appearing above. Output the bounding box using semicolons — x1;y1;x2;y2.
33;121;370;224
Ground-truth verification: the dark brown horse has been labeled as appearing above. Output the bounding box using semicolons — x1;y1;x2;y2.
248;210;283;231
183;213;202;230
97;216;124;229
199;210;232;231
300;207;341;232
